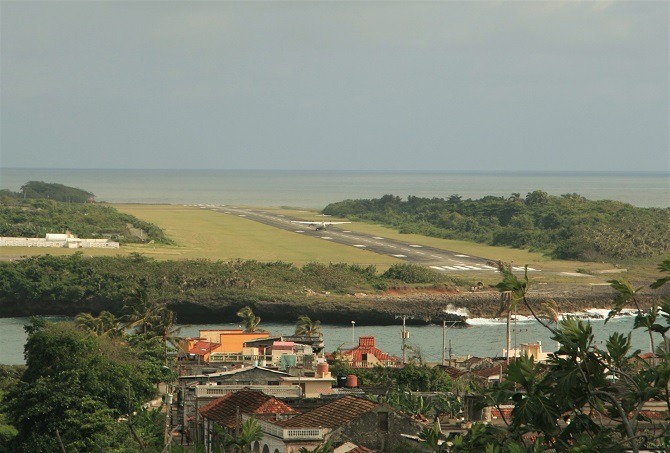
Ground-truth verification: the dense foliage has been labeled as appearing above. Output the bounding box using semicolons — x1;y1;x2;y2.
0;254;458;321
432;257;670;452
322;191;670;261
0;197;173;244
1;318;166;451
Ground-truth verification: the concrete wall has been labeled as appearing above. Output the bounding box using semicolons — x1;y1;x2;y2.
332;405;422;452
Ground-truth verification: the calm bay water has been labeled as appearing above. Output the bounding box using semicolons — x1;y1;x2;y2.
0;168;667;364
0;315;654;366
1;168;668;208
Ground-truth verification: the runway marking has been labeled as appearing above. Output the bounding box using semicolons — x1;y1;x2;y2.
321;237;333;240
373;237;384;240
392;254;407;258
455;254;469;258
430;264;542;272
353;245;366;248
295;230;305;233
238;215;247;217
409;244;423;248
342;231;352;233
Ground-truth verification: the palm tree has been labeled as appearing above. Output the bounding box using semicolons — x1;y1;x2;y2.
236;306;263;333
75;311;122;338
294;315;322;337
542;299;560;330
122;287;160;335
215;417;263;452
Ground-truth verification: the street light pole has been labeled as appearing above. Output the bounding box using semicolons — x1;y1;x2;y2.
351;321;355;346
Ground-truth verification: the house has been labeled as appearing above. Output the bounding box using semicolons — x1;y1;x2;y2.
333;337;402;369
198;389;299;452
254;395;423;452
187;340;222;363
280;362;336;398
178;366;295;439
502;341;549;362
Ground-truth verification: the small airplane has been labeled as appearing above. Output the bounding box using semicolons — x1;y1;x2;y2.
291;220;351;231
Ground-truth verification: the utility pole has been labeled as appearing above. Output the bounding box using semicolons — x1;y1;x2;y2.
448;339;452;366
400;315;409;364
442;320;446;366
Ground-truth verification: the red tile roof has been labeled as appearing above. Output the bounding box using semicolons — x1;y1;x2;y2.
339;337;400;366
198;390;299;428
474;362;509;378
277;396;379;429
435;365;467;379
188;340;220;356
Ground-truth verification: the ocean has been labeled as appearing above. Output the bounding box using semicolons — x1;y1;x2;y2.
0;168;667;364
1;168;668;208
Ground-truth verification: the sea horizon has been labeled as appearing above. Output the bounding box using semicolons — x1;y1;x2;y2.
1;167;668;209
3;167;669;175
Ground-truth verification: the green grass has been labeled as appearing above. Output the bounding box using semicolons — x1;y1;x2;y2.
112;204;401;266
1;204;662;284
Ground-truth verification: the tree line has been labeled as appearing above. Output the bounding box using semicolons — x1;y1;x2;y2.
0;253;456;321
1;181;94;203
322;191;670;261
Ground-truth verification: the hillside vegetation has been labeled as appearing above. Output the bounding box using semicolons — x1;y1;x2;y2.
1;181;94;203
0;183;173;244
323;191;670;261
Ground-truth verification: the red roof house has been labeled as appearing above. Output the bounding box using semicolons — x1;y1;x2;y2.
188;340;222;363
198;389;299;451
335;337;402;368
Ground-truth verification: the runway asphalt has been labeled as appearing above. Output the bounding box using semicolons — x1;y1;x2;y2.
201;205;541;275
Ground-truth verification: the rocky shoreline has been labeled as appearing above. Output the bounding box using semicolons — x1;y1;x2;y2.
1;283;666;327
166;283;666;326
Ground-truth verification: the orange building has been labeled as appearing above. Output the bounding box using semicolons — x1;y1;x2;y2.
198;329;270;353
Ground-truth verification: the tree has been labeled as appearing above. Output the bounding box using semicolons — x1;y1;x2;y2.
295;315;322;336
236;306;263;333
418;419;448;453
3;319;163;451
213;417;262;452
74;310;122;338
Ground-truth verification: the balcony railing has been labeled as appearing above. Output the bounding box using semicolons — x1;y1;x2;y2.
195;384;302;398
208;353;274;364
248;416;329;440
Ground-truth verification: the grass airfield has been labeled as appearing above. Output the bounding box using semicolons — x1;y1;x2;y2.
0;203;662;285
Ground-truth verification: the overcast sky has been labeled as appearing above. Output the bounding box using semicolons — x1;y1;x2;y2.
1;1;668;172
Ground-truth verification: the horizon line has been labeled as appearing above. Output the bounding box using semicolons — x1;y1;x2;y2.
3;167;669;176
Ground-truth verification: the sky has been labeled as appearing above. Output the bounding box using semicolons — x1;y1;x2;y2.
1;0;668;172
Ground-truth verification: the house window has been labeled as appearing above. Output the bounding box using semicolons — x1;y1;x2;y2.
267;380;279;386
377;412;389;432
362;353;368;361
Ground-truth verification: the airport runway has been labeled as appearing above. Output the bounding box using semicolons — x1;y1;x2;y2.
199;205;540;274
